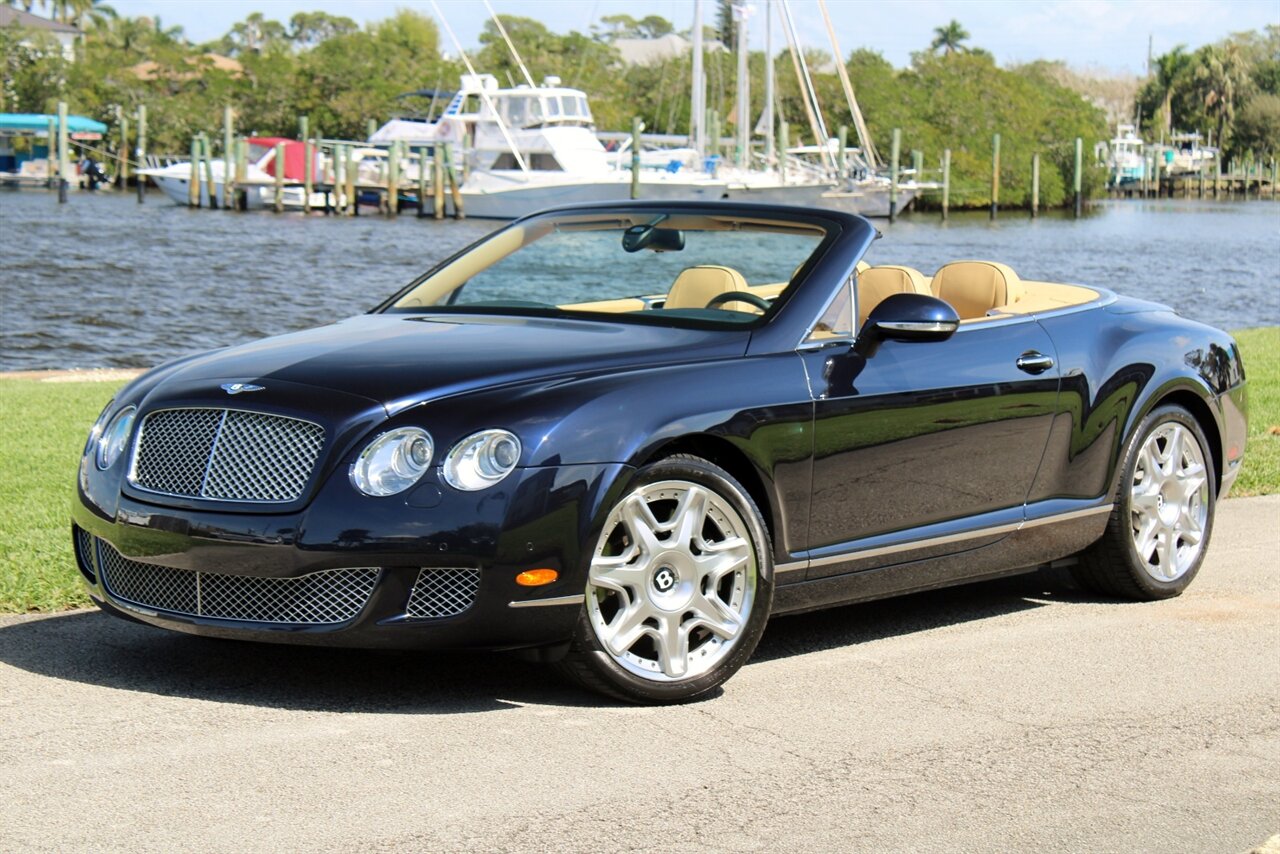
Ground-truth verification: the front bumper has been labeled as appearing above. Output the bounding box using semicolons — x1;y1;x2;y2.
73;461;631;650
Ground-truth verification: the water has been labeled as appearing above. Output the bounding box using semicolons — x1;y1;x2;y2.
1;190;1277;370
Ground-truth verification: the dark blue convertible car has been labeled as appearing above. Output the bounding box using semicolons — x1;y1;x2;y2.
72;201;1248;703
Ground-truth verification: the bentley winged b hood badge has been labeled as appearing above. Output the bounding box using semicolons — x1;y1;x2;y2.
220;382;265;395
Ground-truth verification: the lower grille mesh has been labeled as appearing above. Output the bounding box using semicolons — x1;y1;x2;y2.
96;538;378;625
406;568;480;619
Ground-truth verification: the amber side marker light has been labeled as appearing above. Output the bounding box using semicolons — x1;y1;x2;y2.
516;568;559;587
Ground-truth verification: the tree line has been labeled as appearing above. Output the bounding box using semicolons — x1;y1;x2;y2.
2;6;1274;206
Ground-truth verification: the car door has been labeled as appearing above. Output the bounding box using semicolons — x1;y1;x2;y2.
799;316;1061;578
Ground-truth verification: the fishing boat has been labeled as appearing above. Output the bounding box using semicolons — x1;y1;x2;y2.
1106;124;1146;186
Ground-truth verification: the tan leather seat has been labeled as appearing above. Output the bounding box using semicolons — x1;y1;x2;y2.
856;265;931;327
665;265;749;310
931;261;1024;319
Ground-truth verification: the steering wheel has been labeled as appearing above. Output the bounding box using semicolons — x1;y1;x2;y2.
705;291;771;311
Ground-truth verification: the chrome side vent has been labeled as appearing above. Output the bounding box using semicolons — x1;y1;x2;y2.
406;568;481;619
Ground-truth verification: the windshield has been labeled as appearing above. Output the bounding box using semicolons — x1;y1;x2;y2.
387;210;830;328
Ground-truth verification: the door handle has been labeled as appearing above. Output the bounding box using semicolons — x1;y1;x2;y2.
1016;352;1055;374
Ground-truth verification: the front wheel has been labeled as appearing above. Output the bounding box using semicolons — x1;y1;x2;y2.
556;455;773;704
1073;404;1216;600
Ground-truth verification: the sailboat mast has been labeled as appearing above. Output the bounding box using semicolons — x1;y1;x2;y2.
691;0;706;160
817;0;879;170
735;2;750;168
764;0;775;167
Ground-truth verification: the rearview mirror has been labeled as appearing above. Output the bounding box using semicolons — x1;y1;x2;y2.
622;224;685;253
857;293;959;355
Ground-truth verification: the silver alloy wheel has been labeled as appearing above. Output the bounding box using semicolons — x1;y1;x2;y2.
1130;422;1209;582
587;479;757;682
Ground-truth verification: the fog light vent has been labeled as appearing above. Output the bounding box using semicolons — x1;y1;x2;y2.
406;568;480;619
73;526;96;583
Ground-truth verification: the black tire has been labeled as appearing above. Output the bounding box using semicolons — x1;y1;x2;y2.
1072;404;1216;600
555;454;774;704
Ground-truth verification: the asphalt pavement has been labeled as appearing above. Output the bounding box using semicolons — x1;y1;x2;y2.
1;496;1277;853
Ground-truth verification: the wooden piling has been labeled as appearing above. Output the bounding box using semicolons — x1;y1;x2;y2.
432;144;445;219
387;139;400;215
202;135;218;209
941;148;951;222
990;133;1000;220
188;137;200;207
889;128;901;223
416;146;428;218
346;146;357;216
334;144;346;214
1198;163;1206;198
708;110;720;160
1031;152;1040;217
1073;137;1082;218
135;105;146;203
630;116;643;200
222;106;233;209
366;118;377;141
118;113;129;189
1272;158;1278;200
300;116;311;214
235;137;248;210
273;142;285;213
837;125;847;176
443;143;464;219
56;101;68;203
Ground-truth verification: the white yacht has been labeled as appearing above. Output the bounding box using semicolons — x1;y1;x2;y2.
371;74;728;218
1105;124;1146;186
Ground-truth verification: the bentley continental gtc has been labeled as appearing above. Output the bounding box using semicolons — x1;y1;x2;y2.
73;201;1248;703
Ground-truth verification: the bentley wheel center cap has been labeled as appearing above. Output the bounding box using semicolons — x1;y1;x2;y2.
653;566;677;593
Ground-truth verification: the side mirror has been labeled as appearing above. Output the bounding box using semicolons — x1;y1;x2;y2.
856;293;959;356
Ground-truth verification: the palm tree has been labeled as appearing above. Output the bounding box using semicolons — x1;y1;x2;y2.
1152;46;1191;136
1191;43;1250;150
930;20;970;56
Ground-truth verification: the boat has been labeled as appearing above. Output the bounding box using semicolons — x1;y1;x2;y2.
370;74;729;218
140;138;335;209
1105;124;1146;186
1162;131;1217;176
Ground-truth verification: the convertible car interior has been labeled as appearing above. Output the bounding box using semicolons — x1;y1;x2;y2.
557;257;1101;326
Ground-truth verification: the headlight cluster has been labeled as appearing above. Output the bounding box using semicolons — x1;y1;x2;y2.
350;426;521;497
443;430;521;491
88;404;137;471
351;427;434;497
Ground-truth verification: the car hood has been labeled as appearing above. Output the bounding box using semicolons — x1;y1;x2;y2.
143;313;752;413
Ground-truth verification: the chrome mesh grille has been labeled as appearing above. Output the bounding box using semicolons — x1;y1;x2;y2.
406;568;481;619
96;538;378;625
132;408;324;503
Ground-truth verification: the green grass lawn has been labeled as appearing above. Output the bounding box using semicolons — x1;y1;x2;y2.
1;327;1277;614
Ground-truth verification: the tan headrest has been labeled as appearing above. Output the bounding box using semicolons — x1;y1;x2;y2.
666;265;748;310
931;261;1024;319
856;265;930;326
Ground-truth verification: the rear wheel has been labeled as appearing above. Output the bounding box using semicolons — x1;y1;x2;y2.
556;455;773;704
1073;404;1216;600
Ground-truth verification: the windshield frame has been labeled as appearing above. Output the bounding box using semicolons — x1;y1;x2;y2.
374;203;848;333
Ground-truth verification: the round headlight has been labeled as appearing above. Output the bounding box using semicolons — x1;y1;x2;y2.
351;427;434;497
96;406;136;470
84;399;114;456
443;429;521;491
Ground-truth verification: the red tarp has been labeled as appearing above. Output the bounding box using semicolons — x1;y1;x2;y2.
249;137;310;181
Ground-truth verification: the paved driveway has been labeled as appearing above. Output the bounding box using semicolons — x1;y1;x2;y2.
1;496;1277;853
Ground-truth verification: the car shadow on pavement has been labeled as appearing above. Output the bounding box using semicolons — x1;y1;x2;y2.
0;568;1095;712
